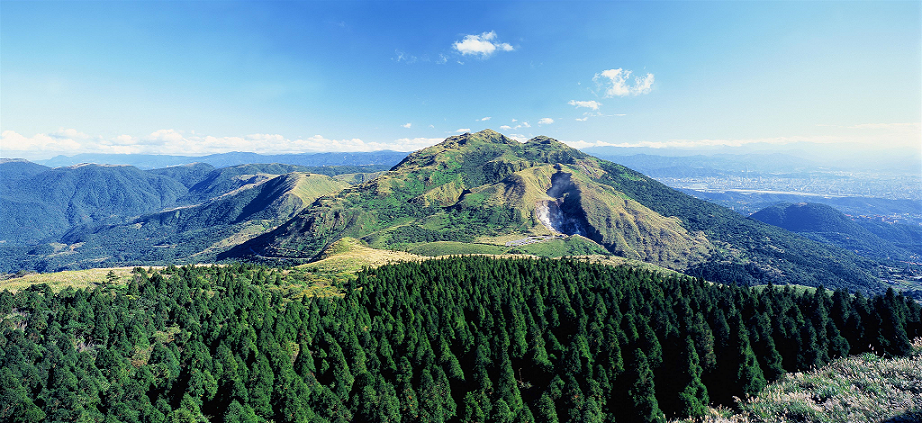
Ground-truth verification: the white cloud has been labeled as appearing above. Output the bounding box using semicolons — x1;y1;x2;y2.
568;100;601;110
593;68;655;97
436;54;448;65
1;130;83;155
110;135;136;146
575;117;589;122
402;123;412;129
52;128;91;139
146;129;185;144
538;118;554;125
454;128;471;133
0;129;447;160
522;122;531;128
508;134;529;142
480;116;492;121
452;31;514;58
5;123;917;162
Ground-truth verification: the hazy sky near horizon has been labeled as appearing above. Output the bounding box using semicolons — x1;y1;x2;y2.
1;1;920;163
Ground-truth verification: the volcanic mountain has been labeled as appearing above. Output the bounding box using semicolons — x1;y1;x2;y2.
226;130;883;293
751;202;920;261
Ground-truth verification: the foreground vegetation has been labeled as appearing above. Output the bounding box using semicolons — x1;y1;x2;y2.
2;257;919;422
674;338;922;423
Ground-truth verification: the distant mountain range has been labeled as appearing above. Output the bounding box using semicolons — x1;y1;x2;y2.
3;130;913;294
28;150;409;169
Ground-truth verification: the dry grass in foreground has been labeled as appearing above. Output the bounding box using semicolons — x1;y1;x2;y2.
299;237;427;274
0;266;147;292
675;338;922;423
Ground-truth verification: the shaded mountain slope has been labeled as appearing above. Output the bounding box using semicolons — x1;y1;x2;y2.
0;158;51;182
1;161;386;247
10;172;349;271
589;161;882;291
226;130;883;293
751;202;919;261
856;218;922;257
1;164;188;243
145;162;216;189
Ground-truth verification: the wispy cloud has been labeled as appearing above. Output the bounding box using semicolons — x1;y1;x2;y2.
500;125;512;130
402;123;412;129
575;117;589;122
568;100;601;110
538;118;554;125
394;50;417;63
480;116;492;121
593;68;654;97
453;31;514;58
454;128;471;133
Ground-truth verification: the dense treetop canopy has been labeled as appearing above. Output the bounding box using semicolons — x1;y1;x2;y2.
2;257;918;422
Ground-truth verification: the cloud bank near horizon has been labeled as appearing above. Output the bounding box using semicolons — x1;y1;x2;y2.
561;122;921;153
0;129;444;160
2;122;918;161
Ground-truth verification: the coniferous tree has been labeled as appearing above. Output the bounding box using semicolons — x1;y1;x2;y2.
676;337;709;418
533;392;559;423
730;312;767;398
627;349;665;423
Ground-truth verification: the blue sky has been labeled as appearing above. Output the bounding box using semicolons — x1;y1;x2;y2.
1;1;920;163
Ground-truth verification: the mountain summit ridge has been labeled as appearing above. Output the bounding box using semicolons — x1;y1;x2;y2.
224;129;883;293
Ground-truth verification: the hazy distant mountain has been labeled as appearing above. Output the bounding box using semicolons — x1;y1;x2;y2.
0;158;51;182
226;130;884;293
36;150;408;169
751;202;920;261
0;161;383;247
49;172;350;267
1;164;188;243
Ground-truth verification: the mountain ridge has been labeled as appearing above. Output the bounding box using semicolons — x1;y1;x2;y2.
750;202;920;261
224;129;884;293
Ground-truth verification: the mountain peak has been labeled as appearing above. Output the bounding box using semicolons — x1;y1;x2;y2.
442;128;519;146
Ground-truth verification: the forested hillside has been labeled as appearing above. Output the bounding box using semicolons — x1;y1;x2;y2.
2;257;918;422
1;164;189;243
0;162;385;272
750;202;919;261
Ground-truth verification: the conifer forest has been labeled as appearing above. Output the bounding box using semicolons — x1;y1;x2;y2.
2;257;919;423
